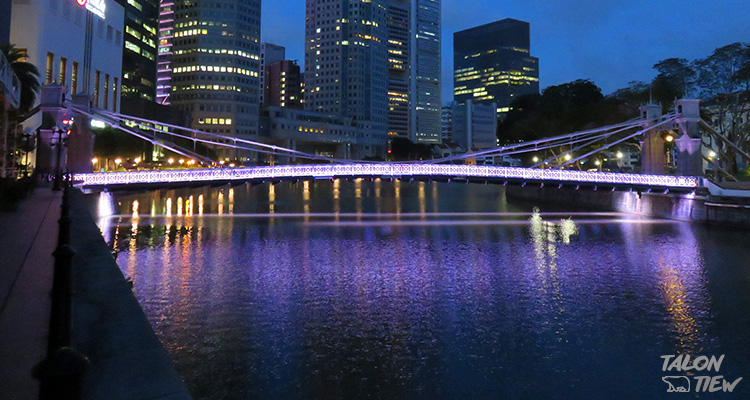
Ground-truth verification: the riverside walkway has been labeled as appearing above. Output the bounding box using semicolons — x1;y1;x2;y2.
0;185;191;400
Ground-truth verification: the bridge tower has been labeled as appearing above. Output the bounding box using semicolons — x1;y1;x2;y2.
67;94;95;174
639;103;665;175
673;99;703;176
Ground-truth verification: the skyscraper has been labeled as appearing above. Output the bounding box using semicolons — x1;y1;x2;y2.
305;0;441;155
158;0;262;156
454;18;539;114
386;0;441;144
264;60;303;109
259;42;285;106
119;0;158;109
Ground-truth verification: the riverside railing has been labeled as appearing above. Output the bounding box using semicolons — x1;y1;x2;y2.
33;178;89;400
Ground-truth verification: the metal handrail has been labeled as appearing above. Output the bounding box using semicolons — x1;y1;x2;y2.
0;51;21;108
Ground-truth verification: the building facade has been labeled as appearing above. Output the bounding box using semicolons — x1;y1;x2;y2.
441;104;452;142
10;0;124;112
119;0;159;111
259;106;384;160
304;0;389;158
305;0;440;156
386;0;441;144
259;42;285;106
264;60;303;109
161;0;262;157
451;100;498;151
454;18;539;114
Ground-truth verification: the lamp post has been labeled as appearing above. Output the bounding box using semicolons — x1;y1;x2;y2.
51;126;66;191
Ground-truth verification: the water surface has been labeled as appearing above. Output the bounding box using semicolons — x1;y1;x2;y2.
93;180;750;399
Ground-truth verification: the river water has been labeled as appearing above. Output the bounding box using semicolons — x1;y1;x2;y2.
93;180;750;399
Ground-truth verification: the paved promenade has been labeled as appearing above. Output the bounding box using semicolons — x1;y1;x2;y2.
0;186;60;400
0;186;191;400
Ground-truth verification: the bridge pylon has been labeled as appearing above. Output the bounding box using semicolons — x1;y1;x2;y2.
673;99;703;177
639;103;665;175
66;94;95;174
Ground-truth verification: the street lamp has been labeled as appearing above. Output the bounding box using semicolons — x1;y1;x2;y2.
51;126;67;191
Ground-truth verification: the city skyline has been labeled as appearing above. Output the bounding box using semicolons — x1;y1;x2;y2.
262;0;750;102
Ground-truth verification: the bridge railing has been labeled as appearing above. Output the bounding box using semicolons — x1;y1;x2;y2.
74;163;700;190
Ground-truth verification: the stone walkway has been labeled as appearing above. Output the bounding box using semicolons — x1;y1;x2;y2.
0;187;191;400
0;186;60;400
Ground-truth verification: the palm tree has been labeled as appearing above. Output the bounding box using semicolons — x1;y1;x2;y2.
1;44;40;177
2;44;40;114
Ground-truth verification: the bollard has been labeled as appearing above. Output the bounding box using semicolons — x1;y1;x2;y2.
34;178;89;400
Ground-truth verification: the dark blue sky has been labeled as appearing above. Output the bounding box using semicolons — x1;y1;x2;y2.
261;1;750;104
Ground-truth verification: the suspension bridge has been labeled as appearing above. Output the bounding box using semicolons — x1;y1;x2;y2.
38;86;749;194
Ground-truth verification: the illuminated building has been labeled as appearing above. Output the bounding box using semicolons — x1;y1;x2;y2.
305;0;440;156
10;0;124;111
387;0;441;144
118;0;158;110
160;0;262;157
259;42;285;106
264;60;302;110
304;0;389;158
441;104;452;141
453;18;539;115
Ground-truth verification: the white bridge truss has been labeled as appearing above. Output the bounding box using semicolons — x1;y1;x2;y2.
75;163;699;192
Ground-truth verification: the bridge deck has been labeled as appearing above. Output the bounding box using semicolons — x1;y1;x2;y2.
74;164;699;193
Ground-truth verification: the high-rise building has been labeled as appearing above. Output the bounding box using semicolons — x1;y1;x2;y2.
118;0;158;110
259;42;285;106
305;0;440;156
441;104;452;142
454;18;539;115
159;0;262;157
386;0;441;144
451;100;497;150
305;0;389;157
264;60;303;109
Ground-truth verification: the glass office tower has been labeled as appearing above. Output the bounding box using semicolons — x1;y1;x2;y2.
454;18;539;114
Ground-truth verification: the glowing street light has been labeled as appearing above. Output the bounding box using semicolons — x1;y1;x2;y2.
616;151;623;159
594;160;601;166
168;158;175;164
665;135;674;142
564;154;572;161
532;156;539;163
114;158;122;165
709;151;717;158
91;157;98;164
178;159;185;165
134;157;142;164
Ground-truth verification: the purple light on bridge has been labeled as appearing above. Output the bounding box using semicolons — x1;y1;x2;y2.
74;164;700;190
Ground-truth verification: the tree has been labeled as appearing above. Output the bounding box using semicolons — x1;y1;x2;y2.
1;45;40;177
1;45;40;114
651;58;696;103
695;42;750;174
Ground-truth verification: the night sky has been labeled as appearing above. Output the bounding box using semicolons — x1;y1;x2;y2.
261;0;750;103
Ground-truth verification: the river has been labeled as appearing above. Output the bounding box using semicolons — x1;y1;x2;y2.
93;179;750;399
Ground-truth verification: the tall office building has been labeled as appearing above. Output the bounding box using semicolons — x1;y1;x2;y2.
264;60;303;109
159;0;262;155
305;0;440;155
386;0;440;144
454;18;539;114
119;0;159;108
259;42;285;106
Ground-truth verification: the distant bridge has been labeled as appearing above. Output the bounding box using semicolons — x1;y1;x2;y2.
74;163;699;193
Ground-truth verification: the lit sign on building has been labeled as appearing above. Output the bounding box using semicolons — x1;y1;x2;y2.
76;0;106;19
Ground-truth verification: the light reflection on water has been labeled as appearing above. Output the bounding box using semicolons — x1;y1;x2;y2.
92;181;750;400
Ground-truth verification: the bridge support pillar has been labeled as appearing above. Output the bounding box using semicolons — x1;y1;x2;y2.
639;104;665;175
674;99;703;176
67;94;95;174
